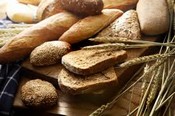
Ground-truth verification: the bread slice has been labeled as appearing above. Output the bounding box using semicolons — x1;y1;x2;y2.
58;67;118;95
97;10;141;40
61;49;127;75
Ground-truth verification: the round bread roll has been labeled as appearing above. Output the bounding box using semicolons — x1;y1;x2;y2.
17;0;41;6
60;0;104;16
36;0;64;21
21;79;58;108
30;41;71;66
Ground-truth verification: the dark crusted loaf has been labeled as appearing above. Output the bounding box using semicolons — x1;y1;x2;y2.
58;67;117;95
61;49;127;75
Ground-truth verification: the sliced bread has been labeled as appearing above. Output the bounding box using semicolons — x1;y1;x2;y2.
58;67;118;95
97;10;141;40
61;49;127;75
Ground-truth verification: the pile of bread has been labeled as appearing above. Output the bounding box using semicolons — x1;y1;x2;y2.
1;0;169;108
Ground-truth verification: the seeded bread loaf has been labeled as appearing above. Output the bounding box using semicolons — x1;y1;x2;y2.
58;67;117;95
21;79;58;108
0;12;79;63
97;10;141;40
59;9;123;44
30;41;71;66
62;49;127;75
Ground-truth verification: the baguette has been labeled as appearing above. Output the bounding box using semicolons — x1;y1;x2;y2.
0;12;79;63
36;0;64;21
17;0;41;6
58;67;118;95
59;9;123;44
62;49;127;75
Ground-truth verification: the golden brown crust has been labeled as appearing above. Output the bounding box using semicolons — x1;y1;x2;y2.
21;79;58;108
59;9;123;44
0;12;79;63
17;0;41;5
36;0;64;21
103;0;138;11
60;0;104;16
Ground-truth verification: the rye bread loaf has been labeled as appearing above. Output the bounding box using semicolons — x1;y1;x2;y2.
30;41;71;66
59;9;123;44
97;10;141;40
58;67;117;95
60;0;104;16
61;49;127;75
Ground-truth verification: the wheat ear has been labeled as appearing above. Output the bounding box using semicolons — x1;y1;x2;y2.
119;54;171;68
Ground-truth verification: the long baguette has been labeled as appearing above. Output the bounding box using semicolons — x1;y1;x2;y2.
0;12;79;63
59;9;123;44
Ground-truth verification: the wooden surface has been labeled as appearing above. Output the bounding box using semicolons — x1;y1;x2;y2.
13;36;161;115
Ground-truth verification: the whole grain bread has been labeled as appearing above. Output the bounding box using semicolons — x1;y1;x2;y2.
61;49;127;75
97;10;141;40
58;67;118;95
30;41;71;66
21;79;58;108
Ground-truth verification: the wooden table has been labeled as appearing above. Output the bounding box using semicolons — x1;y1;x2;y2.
13;36;161;116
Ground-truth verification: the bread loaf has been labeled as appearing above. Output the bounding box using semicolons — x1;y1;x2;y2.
136;0;169;35
97;10;141;40
6;2;38;23
60;0;104;16
0;12;79;63
103;0;138;11
17;0;41;6
21;79;58;108
62;49;127;75
30;41;71;66
36;0;64;21
59;9;123;44
58;67;118;95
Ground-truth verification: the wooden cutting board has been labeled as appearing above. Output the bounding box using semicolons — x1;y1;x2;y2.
13;36;161;115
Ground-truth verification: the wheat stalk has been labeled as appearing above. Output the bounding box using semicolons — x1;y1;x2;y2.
119;53;171;68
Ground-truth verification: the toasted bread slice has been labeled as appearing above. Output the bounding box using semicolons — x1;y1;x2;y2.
61;49;127;75
58;67;118;95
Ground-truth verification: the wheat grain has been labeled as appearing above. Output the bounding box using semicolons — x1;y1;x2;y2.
119;54;170;68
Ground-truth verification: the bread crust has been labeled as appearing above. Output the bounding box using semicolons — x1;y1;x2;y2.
36;0;64;21
30;41;71;66
59;9;123;44
62;50;127;75
60;0;104;16
0;12;79;63
17;0;41;5
58;67;118;95
103;0;138;11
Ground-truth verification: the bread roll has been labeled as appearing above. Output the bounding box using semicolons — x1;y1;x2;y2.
136;0;169;35
30;41;71;66
17;0;41;6
60;0;104;16
59;9;123;44
21;79;58;108
0;12;79;63
36;0;64;21
103;0;138;11
6;2;38;23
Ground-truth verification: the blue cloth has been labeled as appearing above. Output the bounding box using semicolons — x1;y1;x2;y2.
0;64;21;116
